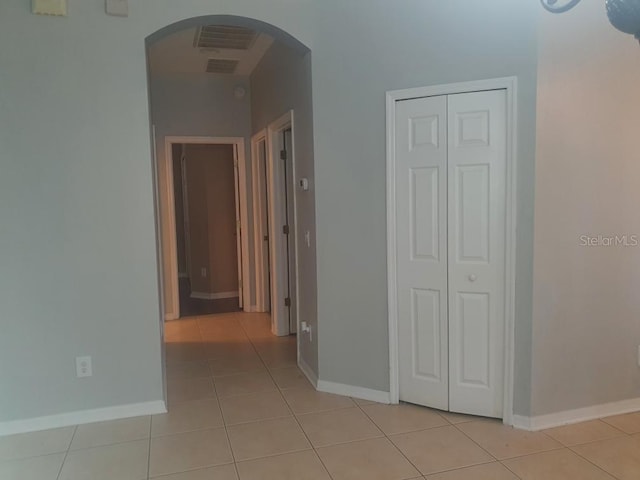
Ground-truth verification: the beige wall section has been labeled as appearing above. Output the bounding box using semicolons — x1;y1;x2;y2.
532;2;640;416
184;147;210;294
172;144;188;276
184;144;239;296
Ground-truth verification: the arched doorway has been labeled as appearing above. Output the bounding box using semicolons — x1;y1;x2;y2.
145;14;318;404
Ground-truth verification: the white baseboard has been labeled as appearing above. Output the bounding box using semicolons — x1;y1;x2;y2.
317;380;391;404
190;291;239;300
164;312;179;321
511;397;640;431
244;305;259;313
298;357;318;388
0;400;167;437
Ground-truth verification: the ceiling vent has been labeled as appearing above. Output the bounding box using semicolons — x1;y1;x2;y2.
206;58;239;74
195;25;257;50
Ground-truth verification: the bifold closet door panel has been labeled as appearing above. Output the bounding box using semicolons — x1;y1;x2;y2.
447;89;507;418
395;95;449;411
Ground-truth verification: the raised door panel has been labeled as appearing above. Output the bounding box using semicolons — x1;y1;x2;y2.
396;96;449;410
447;89;507;418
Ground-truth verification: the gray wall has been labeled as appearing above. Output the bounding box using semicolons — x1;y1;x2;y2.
309;1;537;411
250;42;319;375
149;73;253;317
0;0;538;423
532;2;640;416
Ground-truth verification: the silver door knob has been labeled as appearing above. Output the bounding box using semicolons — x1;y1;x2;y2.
468;274;477;282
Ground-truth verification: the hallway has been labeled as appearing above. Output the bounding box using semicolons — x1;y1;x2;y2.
2;312;640;479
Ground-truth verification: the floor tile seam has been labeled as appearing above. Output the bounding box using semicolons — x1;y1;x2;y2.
240;321;337;480
150;460;236;479
600;416;640;434
567;443;628;480
545;430;630;449
494;458;525;480
235;320;298;420
421;458;500;478
354;401;453;440
223;413;294;428
351;402;429;478
221;407;242;480
230;444;314;464
55;425;78;480
449;422;502;461
216;386;280;400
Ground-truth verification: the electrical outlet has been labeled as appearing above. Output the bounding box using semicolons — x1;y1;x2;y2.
301;322;313;342
201;267;207;277
76;356;92;378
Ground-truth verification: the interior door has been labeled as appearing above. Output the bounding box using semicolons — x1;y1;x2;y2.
447;90;506;418
282;129;297;334
232;145;243;309
395;95;449;410
259;139;271;312
395;89;507;418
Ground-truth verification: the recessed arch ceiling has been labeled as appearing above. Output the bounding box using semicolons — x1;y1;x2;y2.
148;26;274;76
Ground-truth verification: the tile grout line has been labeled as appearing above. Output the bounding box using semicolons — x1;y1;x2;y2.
354;400;440;478
236;313;339;480
568;440;629;480
55;425;77;480
193;313;242;480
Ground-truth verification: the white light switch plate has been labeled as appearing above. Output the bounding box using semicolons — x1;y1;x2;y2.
106;0;128;17
32;0;67;16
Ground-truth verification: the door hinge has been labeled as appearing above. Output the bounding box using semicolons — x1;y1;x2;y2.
280;149;287;160
263;234;269;241
282;225;290;235
284;297;291;307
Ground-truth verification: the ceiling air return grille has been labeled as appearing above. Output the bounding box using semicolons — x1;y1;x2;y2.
206;59;239;74
195;25;258;50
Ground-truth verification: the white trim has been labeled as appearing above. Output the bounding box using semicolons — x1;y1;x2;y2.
317;380;392;405
251;129;269;313
164;313;179;321
162;136;252;319
266;111;300;338
190;290;239;300
386;77;518;424
298;357;319;389
512;397;640;431
0;401;167;437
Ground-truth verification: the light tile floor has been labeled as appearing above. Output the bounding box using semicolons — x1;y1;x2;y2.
2;311;640;479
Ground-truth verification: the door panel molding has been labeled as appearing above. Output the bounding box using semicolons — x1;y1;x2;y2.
386;77;518;426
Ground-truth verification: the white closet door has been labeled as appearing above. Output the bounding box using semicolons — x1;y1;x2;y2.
447;90;506;418
396;96;449;410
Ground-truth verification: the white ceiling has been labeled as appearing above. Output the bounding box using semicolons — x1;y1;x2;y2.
148;27;274;76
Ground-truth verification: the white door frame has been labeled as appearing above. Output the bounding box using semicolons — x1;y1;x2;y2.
251;129;270;313
266;111;300;337
386;77;518;425
163;136;251;317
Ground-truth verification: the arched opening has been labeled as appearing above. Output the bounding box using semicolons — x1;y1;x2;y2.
145;14;318;420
